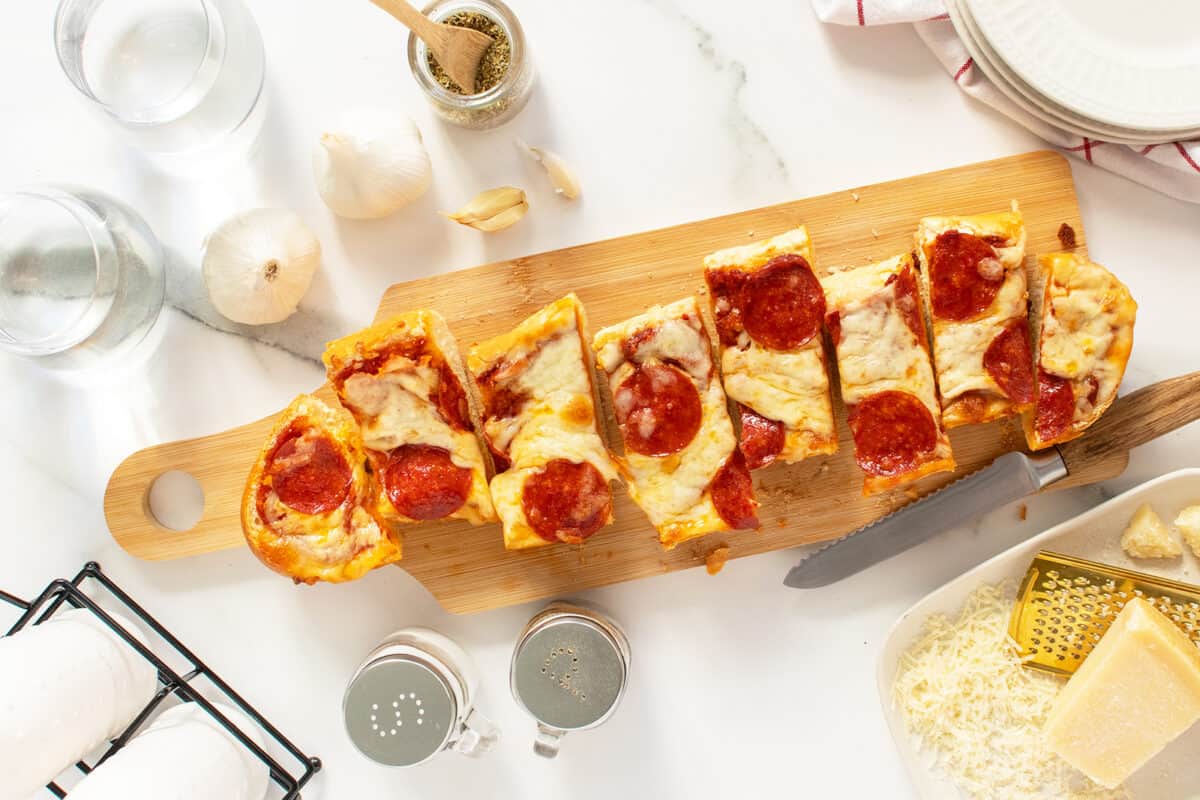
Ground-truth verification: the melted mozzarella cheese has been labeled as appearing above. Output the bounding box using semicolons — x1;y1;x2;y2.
721;343;833;437
933;272;1027;401
822;258;939;417
341;361;492;522
1038;254;1137;428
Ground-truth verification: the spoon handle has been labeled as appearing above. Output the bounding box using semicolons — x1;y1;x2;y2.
369;0;444;44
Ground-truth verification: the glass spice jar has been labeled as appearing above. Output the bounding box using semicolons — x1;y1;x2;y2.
407;0;534;130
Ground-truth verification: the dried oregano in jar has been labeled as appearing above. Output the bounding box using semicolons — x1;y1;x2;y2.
408;0;534;130
427;11;510;94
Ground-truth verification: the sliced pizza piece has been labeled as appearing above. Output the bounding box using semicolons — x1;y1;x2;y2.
822;253;956;495
323;310;496;526
593;297;759;550
914;205;1034;428
703;226;838;470
241;394;401;584
1025;252;1137;450
468;294;618;549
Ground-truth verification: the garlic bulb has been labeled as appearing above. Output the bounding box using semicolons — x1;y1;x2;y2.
518;140;581;200
446;187;528;232
202;209;321;325
313;108;432;219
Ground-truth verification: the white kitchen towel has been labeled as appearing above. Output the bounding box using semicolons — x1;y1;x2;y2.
68;702;269;800
811;0;1200;203
0;610;158;800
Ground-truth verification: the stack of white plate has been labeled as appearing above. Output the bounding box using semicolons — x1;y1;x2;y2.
947;0;1200;145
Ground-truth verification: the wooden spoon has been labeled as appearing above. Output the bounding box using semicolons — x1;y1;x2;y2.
370;0;494;94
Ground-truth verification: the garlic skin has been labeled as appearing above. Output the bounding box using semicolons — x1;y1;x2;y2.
313;108;432;219
446;187;528;232
518;140;581;200
202;209;322;326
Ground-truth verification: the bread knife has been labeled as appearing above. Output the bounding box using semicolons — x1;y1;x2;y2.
783;372;1200;589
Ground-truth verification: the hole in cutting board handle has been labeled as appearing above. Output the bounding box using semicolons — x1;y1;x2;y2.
147;471;205;532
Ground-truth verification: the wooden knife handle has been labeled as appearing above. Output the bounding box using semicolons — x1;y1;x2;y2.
1058;372;1200;474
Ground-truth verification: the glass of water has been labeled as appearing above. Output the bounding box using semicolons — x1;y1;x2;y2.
54;0;266;155
0;187;165;370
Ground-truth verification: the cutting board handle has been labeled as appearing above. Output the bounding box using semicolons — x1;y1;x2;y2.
103;415;276;560
1058;372;1200;474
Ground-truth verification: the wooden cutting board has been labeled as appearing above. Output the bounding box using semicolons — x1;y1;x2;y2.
104;151;1130;613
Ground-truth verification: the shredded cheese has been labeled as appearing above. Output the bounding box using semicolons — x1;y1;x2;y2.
892;583;1130;800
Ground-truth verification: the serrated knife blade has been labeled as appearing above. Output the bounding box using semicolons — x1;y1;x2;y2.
782;450;1068;589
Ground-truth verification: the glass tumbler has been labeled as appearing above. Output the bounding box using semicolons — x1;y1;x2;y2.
0;187;165;370
54;0;266;154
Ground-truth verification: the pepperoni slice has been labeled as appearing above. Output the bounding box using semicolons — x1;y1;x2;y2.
826;311;842;347
709;449;759;530
614;363;703;457
383;444;471;520
928;231;1004;321
521;459;612;543
1035;369;1075;443
739;404;785;470
436;364;471;431
983;321;1034;404
267;428;353;515
887;265;927;344
740;255;825;351
847;391;938;477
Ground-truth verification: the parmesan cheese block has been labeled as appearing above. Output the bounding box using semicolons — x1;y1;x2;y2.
1120;503;1181;559
69;702;269;800
1173;505;1200;557
1044;597;1200;789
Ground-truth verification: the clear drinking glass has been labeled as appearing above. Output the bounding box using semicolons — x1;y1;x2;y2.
0;187;165;370
54;0;266;155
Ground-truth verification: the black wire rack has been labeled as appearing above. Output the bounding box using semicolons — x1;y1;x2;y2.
0;562;322;798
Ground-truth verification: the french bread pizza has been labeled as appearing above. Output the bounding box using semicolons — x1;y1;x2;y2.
241;394;401;584
703;226;838;470
1025;252;1137;450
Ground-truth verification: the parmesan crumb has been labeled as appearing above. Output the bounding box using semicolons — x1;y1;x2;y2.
704;545;730;575
851;192;861;202
1120;503;1181;559
871;227;880;238
1174;505;1200;557
894;583;1129;800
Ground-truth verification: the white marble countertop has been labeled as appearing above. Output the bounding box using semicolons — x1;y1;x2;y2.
3;1;1200;798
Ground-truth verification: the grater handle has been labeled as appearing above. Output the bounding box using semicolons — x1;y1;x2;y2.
1058;372;1200;474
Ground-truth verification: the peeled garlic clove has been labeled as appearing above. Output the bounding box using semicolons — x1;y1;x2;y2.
446;187;528;231
201;209;321;325
518;140;581;200
313;108;432;220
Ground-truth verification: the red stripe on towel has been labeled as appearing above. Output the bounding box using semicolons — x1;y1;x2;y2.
1176;142;1200;174
953;58;974;82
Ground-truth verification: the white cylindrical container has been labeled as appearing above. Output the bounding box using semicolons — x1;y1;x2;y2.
68;702;269;800
343;627;498;768
0;609;158;800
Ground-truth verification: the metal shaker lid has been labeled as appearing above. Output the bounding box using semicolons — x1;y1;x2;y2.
343;655;456;767
511;615;626;731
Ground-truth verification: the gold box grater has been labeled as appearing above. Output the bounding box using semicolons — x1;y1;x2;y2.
1010;551;1200;677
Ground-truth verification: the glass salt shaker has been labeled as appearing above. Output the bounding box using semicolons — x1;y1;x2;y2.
407;0;535;130
510;602;631;758
343;627;498;767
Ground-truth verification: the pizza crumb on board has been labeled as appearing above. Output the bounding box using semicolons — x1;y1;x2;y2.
851;192;860;202
1057;222;1077;249
776;517;788;528
705;545;730;575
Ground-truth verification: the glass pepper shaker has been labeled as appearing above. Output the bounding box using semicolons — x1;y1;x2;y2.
510;602;631;758
343;627;498;767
